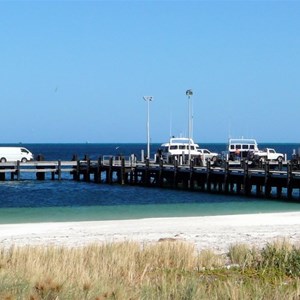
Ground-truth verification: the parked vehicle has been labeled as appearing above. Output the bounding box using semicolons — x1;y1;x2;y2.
197;149;218;162
0;147;34;163
254;148;285;162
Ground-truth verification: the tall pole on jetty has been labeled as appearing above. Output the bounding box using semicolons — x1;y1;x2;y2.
143;96;153;160
186;89;193;164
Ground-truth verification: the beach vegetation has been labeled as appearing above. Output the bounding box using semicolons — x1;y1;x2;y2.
0;240;300;299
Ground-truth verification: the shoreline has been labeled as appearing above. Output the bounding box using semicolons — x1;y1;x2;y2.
1;211;300;253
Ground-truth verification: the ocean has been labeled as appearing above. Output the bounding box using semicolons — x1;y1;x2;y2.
0;142;300;224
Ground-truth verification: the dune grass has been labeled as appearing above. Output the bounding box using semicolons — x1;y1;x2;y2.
0;239;300;299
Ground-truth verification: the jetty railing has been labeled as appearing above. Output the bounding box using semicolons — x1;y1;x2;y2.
102;155;136;167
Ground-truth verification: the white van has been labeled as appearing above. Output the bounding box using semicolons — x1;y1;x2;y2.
0;147;34;163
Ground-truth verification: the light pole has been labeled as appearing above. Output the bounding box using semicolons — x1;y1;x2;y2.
143;96;153;160
186;89;193;164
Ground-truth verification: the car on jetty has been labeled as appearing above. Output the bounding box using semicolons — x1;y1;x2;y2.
160;137;200;164
0;147;34;163
254;148;285;162
197;148;218;162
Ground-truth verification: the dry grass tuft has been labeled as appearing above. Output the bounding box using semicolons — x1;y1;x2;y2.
198;249;225;269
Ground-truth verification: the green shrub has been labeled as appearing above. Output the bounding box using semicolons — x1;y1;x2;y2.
260;239;300;276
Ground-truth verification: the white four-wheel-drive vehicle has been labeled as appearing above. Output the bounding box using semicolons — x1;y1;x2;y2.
197;149;218;162
254;148;285;162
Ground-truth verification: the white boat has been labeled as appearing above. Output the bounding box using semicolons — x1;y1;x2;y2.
224;138;259;160
159;137;200;164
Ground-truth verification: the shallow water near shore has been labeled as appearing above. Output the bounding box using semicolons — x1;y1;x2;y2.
1;180;300;224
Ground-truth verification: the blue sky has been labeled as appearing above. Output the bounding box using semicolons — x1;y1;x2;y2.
0;1;299;143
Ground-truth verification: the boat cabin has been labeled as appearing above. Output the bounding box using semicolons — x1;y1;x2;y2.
227;138;259;160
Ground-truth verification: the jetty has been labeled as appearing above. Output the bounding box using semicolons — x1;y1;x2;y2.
1;155;300;200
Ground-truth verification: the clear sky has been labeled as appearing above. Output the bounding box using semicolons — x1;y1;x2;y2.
0;1;299;143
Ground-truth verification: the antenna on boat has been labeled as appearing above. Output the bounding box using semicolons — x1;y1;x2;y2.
228;119;232;139
169;111;173;139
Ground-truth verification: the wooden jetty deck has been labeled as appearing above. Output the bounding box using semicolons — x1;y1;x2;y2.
1;156;300;200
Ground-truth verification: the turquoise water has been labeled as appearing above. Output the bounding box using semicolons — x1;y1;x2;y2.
1;180;300;224
1;200;300;224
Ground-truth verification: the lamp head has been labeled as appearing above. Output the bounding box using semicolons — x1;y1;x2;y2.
186;89;193;97
143;96;153;101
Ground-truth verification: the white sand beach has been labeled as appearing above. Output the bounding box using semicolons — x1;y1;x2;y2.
1;212;300;253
